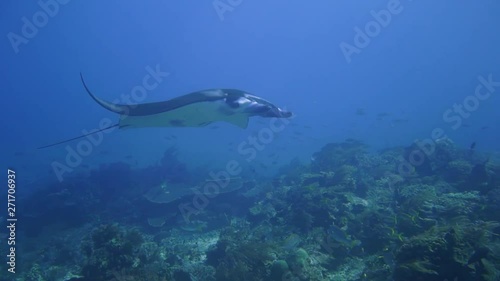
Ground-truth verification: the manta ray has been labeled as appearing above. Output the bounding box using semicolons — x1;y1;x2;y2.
38;74;292;148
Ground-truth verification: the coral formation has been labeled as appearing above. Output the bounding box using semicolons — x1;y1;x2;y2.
11;139;500;281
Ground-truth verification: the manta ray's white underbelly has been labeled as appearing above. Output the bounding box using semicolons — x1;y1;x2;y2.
118;101;250;129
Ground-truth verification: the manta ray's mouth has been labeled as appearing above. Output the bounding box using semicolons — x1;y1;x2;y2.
260;107;293;118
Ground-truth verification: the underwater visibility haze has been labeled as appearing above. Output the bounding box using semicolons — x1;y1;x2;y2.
1;1;500;280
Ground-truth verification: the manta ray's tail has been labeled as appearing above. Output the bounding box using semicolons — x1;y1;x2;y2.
37;123;120;149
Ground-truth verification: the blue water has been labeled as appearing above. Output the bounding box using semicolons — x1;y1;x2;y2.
1;1;500;279
3;1;500;180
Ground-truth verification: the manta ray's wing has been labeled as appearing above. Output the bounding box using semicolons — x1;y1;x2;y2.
80;73;227;116
116;101;251;129
80;73;251;129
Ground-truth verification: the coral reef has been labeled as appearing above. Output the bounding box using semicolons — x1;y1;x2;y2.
12;139;500;281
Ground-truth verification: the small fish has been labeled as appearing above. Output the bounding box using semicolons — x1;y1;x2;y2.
328;225;351;245
356;108;366;116
327;225;361;248
470;142;476;150
392;118;409;123
282;233;302;250
467;247;490;265
381;249;395;268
